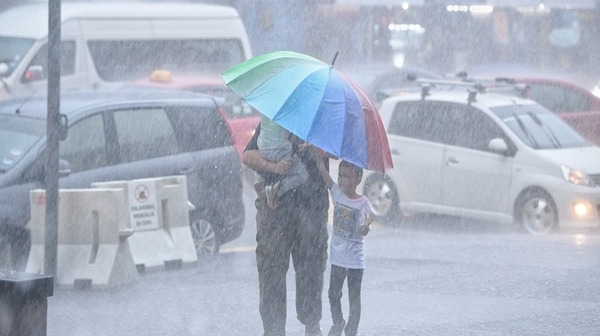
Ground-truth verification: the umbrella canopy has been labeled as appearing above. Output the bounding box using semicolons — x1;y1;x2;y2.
221;50;393;173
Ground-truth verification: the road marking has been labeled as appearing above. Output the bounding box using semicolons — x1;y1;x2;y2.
221;245;256;253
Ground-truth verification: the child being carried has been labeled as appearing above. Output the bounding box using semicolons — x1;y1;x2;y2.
256;116;308;209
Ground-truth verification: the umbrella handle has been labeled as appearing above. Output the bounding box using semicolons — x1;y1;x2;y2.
331;52;339;67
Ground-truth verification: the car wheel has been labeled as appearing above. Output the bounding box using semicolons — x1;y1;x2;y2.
190;217;220;256
516;190;557;235
363;174;399;224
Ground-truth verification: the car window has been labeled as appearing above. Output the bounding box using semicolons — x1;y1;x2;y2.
113;108;178;163
0;37;35;77
445;104;507;151
389;100;511;151
528;83;590;113
389;101;438;142
88;39;245;81
20;41;76;82
60;114;107;172
168;106;231;151
428;102;458;145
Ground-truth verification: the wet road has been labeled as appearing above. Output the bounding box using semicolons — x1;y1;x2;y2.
47;179;600;336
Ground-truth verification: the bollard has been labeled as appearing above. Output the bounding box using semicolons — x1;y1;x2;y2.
0;272;53;336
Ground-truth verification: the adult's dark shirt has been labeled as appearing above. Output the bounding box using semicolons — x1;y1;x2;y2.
244;124;329;212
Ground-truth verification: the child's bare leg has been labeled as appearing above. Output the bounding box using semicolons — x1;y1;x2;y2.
265;181;281;210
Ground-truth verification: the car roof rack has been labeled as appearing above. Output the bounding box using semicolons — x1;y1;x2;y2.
451;72;530;97
405;72;529;104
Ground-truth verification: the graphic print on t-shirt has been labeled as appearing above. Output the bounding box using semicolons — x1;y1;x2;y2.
333;202;360;240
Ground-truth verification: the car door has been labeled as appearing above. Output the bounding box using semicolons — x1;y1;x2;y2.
440;104;513;215
165;105;240;211
386;101;443;208
59;111;118;189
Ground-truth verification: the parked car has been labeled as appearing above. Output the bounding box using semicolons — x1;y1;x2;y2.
0;89;244;270
515;77;600;145
363;85;600;235
129;70;260;157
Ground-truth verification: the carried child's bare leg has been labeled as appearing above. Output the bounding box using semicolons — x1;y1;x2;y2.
264;181;281;210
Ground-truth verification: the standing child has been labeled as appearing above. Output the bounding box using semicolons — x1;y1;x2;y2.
316;156;373;336
256;116;308;209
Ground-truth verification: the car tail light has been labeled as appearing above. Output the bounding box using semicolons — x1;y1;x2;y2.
217;106;236;146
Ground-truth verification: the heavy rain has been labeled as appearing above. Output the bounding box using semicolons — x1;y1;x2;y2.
0;0;599;335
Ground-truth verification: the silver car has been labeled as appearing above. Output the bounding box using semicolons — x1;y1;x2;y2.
0;90;244;270
363;87;600;235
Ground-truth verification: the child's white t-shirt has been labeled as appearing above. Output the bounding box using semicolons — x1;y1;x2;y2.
329;183;372;270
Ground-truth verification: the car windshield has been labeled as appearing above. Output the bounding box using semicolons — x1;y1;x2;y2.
491;104;588;149
0;115;45;173
0;37;35;77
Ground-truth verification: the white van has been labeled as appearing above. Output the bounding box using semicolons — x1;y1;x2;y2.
0;1;252;100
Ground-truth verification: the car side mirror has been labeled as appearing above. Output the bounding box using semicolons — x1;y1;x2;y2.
488;138;508;154
0;63;8;76
58;114;68;141
58;159;71;177
22;65;45;82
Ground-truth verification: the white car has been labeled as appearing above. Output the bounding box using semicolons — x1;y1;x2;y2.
363;87;600;234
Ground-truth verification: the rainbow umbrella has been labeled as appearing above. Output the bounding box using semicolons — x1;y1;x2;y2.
221;50;393;172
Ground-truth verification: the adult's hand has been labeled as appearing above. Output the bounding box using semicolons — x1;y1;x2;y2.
273;156;293;175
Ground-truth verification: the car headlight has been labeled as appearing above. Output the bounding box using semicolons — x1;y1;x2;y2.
592;84;600;98
560;165;592;186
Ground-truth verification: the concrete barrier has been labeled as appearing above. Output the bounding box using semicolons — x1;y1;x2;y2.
26;188;139;289
91;176;197;273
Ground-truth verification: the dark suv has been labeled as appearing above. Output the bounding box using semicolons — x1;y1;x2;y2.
0;90;244;270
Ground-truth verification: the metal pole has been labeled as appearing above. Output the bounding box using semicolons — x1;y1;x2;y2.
45;0;61;276
367;8;373;64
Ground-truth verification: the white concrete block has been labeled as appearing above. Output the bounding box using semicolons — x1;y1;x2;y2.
91;175;197;273
26;188;140;289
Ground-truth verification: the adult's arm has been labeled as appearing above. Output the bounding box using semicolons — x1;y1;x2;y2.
242;149;292;175
242;124;292;175
315;153;333;189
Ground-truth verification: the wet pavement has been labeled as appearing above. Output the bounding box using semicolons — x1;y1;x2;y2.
47;207;600;335
37;176;600;335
